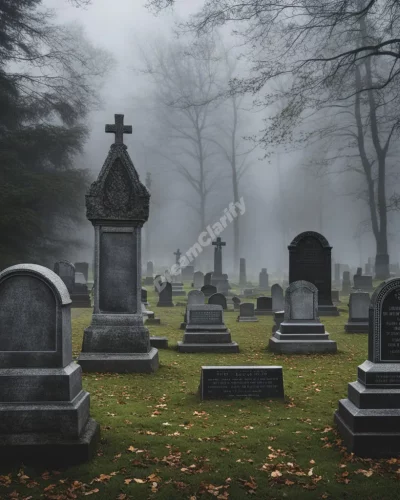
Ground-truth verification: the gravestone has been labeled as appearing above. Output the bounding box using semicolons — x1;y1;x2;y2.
199;366;284;400
244;288;255;297
259;268;269;290
342;271;351;295
271;284;284;311
154;274;162;293
71;272;92;308
193;271;204;289
182;265;194;282
356;267;362;276
211;238;230;294
75;262;89;282
288;231;339;316
239;258;246;287
255;296;273;316
345;292;370;333
78;114;158;373
354;274;373;291
172;281;186;297
0;264;99;463
201;284;217;298
238;302;258;322
54;260;75;293
181;290;205;329
157;282;174;307
331;290;340;303
208;292;228;310
334;263;341;286
232;296;241;311
335;277;400;457
269;280;337;354
141;287;149;306
204;272;213;286
178;304;239;353
144;261;154;285
272;310;284;334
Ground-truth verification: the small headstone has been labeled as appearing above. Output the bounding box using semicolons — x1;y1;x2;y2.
342;271;351;295
141;288;148;305
232;296;241;311
208;292;228;310
334;263;341;285
157;282;174;307
71;272;91;308
199;366;284;400
144;261;154;285
271;284;284;311
182;265;194;282
193;271;204;289
54;260;75;293
239;258;246;287
181;290;205;329
259;268;269;290
244;288;255;297
269;280;337;354
177;304;239;353
154;275;162;293
356;267;362;276
74;262;89;282
335;277;400;457
288;231;339;316
255;296;273;316
0;264;99;464
354;274;373;291
201;284;217;298
238;302;258;322
331;290;340;303
204;272;213;286
345;292;369;333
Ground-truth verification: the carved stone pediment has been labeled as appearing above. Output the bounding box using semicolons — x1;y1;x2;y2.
86;144;150;223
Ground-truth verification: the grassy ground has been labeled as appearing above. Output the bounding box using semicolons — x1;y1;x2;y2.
2;284;400;500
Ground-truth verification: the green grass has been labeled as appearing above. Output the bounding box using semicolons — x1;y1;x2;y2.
2;285;400;500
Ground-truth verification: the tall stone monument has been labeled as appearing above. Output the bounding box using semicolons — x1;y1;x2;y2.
0;264;99;463
239;258;246;287
78;114;159;373
211;237;230;294
288;231;338;316
335;278;400;456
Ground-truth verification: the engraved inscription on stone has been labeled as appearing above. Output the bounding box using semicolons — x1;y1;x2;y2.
99;231;137;313
0;275;56;351
190;309;222;324
381;289;400;361
290;287;314;320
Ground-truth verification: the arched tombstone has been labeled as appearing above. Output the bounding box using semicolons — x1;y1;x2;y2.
54;260;75;293
335;277;400;457
271;284;284;311
288;232;339;316
0;264;99;464
204;272;213;286
345;292;369;333
201;284;217;298
181;290;205;329
208;293;227;310
255;296;273;316
269;280;336;354
157;282;174;307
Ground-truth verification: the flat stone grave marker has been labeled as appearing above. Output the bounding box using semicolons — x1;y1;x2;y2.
238;302;258;322
208;292;227;310
345;292;369;333
0;264;99;464
271;284;284;311
335;277;400;457
255;296;273;315
199;366;284;400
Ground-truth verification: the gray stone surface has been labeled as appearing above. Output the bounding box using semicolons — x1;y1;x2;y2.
204;272;213;286
335;277;400;457
78;114;159;374
201;284;217;297
54;260;75;293
271;284;284;311
354;274;373;291
193;271;204;289
144;261;154;285
239;258;246;286
255;296;273;316
342;271;351;295
208;292;227;310
345;292;370;333
232;296;241;310
269;280;336;354
0;264;99;464
157;282;174;306
238;302;258;322
259;268;269;290
75;262;89;282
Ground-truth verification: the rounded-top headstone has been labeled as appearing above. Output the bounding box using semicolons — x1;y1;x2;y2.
187;290;205;306
0;264;72;369
208;292;227;310
285;280;318;321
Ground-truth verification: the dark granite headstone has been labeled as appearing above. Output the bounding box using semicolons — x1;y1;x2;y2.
141;288;148;304
259;268;269;290
201;284;217;297
181;290;205;329
78;114;158;374
239;258;246;286
70;272;91;308
0;264;99;464
157;282;174;307
204;272;213;286
199;366;284;400
271;284;284;311
54;260;75;294
74;262;89;282
144;261;154;285
232;296;241;310
255;296;273;316
335;277;400;456
354;274;373;291
238;302;258;322
288;231;338;316
208;292;227;310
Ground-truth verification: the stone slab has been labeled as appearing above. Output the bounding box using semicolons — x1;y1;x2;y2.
269;337;337;354
318;305;340;316
177;341;239;353
78;349;159;373
150;337;168;349
183;332;232;343
199;366;284;400
348;381;400;409
238;317;259;322
0;417;100;465
345;322;369;333
255;310;274;316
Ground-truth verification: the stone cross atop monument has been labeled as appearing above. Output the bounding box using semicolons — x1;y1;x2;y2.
105;114;132;145
174;249;182;265
212;237;226;251
212;237;226;276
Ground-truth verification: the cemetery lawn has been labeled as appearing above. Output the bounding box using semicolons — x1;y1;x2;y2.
2;290;400;500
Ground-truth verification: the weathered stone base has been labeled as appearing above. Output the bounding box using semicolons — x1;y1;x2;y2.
0;417;100;465
150;336;168;349
238;316;259;322
78;349;159;373
318;305;340;316
345;322;369;333
157;301;174;307
146;317;161;325
177;341;239;353
255;310;274;316
269;336;337;354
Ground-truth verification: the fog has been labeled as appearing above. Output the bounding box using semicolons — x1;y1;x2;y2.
42;0;400;278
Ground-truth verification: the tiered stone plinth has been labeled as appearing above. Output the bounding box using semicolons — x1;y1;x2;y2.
318;304;339;316
172;282;186;296
345;320;369;333
269;320;336;353
335;361;400;457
